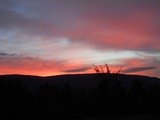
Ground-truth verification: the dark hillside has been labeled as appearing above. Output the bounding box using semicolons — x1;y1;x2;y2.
1;74;160;119
0;74;159;91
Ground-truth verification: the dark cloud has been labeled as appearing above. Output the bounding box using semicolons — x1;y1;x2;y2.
62;67;90;73
0;52;38;61
0;52;9;56
122;67;157;73
0;0;16;8
0;8;57;38
0;52;16;57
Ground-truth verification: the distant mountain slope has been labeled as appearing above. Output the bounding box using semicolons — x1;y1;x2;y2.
0;74;160;91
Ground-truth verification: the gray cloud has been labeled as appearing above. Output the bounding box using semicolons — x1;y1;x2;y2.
122;67;157;73
62;67;90;73
0;0;16;9
0;8;57;38
0;52;16;57
0;52;38;61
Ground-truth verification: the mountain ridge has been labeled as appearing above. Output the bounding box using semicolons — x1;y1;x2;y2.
0;73;160;91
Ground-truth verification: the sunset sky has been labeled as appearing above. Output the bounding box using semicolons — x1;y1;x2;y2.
0;0;160;77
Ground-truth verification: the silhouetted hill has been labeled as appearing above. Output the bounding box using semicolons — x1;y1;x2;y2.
1;73;160;119
0;74;160;91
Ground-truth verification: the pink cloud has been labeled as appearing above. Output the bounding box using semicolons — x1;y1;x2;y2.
63;5;160;52
0;54;91;76
121;58;160;77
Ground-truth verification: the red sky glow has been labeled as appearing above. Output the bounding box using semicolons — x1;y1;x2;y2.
0;0;160;77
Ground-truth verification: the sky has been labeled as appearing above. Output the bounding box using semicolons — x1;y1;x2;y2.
0;0;160;77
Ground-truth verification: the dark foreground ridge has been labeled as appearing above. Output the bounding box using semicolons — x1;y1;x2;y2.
0;73;160;91
0;73;160;119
